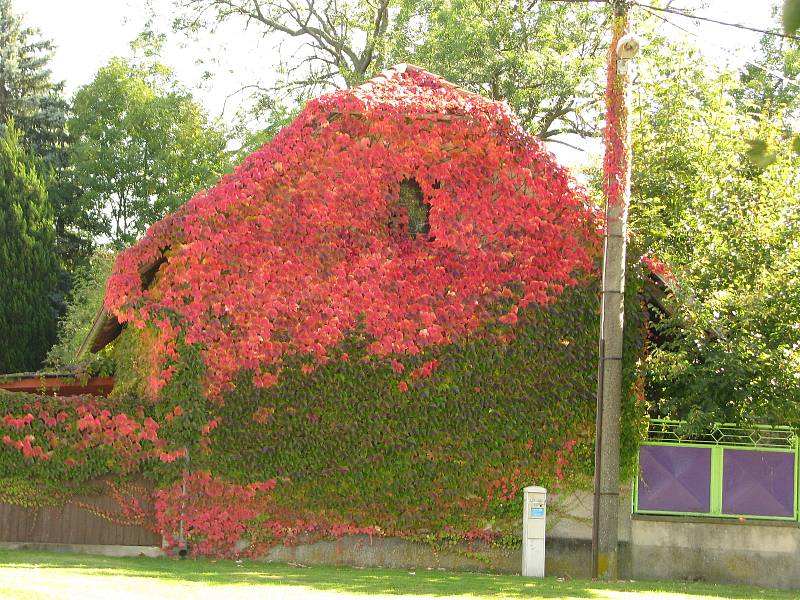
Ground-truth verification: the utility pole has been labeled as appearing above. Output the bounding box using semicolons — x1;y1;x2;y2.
592;0;638;581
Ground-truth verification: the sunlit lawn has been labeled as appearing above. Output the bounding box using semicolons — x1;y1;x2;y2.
0;549;794;599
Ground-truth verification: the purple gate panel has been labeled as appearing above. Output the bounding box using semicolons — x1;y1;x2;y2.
637;445;711;513
722;449;795;517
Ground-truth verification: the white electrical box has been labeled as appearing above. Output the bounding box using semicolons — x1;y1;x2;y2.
522;485;546;577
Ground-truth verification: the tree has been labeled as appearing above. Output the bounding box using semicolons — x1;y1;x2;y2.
46;247;115;369
394;0;609;140
0;122;58;373
785;0;800;35
0;0;91;275
69;53;229;246
0;0;67;162
736;28;800;162
174;0;393;93
736;33;800;123
627;41;800;431
172;0;610;142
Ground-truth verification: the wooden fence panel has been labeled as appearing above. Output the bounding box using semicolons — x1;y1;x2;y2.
0;482;161;547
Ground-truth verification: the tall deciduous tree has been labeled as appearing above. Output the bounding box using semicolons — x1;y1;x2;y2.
629;42;800;430
0;122;58;373
69;54;229;246
736;34;800;121
174;0;393;93
172;0;610;142
394;0;608;140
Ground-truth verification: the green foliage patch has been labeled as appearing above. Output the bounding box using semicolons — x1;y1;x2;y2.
0;274;646;553
184;279;646;538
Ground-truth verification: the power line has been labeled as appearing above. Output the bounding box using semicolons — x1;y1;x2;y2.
634;2;800;42
638;5;800;92
541;0;800;43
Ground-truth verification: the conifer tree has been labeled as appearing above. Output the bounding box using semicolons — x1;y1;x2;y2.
0;0;91;274
0;122;58;373
0;0;67;162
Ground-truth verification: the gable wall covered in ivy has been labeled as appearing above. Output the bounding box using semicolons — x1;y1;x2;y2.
0;66;646;557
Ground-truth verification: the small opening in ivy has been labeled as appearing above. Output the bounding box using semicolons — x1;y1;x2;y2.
391;179;431;240
140;251;169;289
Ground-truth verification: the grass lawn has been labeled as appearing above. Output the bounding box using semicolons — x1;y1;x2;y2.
0;549;794;600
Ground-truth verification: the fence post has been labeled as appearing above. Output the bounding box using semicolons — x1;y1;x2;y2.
710;446;723;516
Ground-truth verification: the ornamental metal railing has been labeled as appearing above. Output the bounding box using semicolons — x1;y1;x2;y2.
634;419;798;521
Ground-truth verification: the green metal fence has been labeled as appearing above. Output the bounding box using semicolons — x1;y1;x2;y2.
634;419;799;521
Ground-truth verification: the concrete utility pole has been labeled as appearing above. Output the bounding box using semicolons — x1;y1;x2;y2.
592;0;638;581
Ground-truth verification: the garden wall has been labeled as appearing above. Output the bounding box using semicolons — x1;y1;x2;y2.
256;489;633;578
631;515;800;590
261;488;800;591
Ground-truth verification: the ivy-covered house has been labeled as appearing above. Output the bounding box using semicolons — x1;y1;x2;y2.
0;65;649;557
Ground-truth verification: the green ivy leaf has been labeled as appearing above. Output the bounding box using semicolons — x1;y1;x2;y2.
792;134;800;155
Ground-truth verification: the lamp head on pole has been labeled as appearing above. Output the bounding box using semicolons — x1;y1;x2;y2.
616;33;642;60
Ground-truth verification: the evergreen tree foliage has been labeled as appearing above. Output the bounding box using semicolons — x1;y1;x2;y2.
0;0;91;275
0;122;58;373
0;0;67;163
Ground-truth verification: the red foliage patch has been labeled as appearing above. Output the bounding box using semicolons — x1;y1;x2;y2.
106;65;600;400
641;254;674;283
154;471;276;557
0;397;173;472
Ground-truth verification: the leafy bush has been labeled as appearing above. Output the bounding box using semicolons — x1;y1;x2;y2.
46;247;115;369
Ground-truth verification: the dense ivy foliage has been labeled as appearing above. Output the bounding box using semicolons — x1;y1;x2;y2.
0;391;171;484
198;282;646;536
105;66;599;401
0;67;648;557
0;277;645;555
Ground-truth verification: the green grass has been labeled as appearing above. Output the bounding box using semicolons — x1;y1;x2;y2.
0;549;794;599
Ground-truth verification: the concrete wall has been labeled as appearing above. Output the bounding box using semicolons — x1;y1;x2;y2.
257;488;800;591
258;488;634;579
631;514;800;590
261;534;617;579
0;541;163;558
263;535;518;573
548;488;631;543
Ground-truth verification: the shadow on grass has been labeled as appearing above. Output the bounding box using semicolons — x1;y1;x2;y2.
0;549;793;599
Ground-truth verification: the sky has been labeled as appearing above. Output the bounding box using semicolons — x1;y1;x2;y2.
21;0;785;164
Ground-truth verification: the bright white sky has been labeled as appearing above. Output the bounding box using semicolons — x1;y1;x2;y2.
20;0;784;164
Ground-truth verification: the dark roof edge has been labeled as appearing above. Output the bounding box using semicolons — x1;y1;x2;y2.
76;305;114;360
